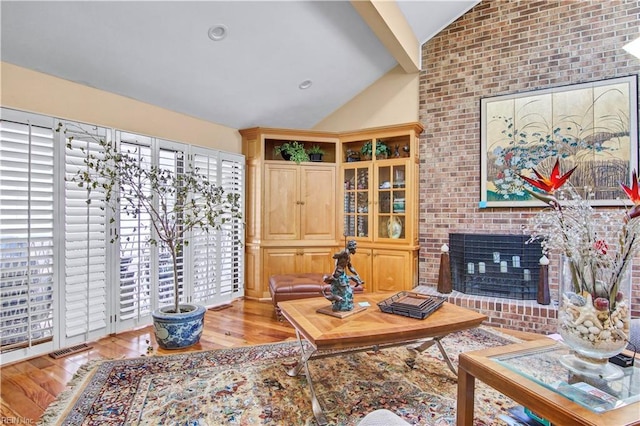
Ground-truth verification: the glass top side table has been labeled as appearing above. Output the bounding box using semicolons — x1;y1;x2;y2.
493;342;640;413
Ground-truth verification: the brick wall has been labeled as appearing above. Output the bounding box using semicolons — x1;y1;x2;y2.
418;0;640;333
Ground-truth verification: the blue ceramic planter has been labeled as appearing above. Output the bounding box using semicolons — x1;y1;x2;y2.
151;304;206;349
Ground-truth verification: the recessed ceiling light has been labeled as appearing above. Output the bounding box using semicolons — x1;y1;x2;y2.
299;80;313;90
208;24;228;41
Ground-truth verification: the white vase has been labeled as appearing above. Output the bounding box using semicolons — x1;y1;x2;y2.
387;216;402;239
557;257;631;379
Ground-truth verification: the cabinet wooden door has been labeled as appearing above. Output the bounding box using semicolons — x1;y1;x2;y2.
342;165;372;240
263;248;298;279
264;164;299;240
299;247;336;274
374;161;409;243
263;247;336;292
300;166;336;240
371;249;411;292
264;164;336;241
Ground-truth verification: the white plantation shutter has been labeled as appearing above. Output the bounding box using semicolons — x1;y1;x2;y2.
190;149;245;305
191;149;220;305
116;133;154;329
62;123;109;344
219;153;245;298
0;114;55;355
157;143;186;308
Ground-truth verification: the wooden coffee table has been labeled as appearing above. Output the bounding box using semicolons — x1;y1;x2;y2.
457;339;640;426
278;293;487;425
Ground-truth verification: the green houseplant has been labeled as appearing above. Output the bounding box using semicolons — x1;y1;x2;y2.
274;141;309;164
307;145;325;162
59;124;242;349
361;140;390;160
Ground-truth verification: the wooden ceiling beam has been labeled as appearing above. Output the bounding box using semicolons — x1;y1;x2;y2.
350;0;420;73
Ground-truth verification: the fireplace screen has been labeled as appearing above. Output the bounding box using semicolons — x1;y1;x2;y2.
449;233;542;300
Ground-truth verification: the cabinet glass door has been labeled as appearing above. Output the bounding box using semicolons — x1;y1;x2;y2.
377;164;406;240
343;166;369;238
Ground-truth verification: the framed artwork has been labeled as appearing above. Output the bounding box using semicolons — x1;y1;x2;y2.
480;75;638;207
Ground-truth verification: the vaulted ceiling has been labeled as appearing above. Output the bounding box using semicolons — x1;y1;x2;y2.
1;1;477;129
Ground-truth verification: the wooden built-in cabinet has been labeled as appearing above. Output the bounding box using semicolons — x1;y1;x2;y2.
240;123;423;299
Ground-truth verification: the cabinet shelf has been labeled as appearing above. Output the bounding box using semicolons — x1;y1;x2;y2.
340;134;412;163
265;138;336;163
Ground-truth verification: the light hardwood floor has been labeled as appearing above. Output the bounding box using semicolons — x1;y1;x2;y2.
0;297;545;423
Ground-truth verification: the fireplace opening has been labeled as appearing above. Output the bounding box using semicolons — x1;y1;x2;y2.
449;233;542;300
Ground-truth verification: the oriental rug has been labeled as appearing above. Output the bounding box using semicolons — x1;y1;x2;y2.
40;326;521;426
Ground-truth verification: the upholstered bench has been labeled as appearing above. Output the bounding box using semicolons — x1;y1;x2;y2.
268;273;363;319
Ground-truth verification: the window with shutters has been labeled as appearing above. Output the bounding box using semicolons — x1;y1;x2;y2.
191;149;220;305
63;123;110;345
116;133;155;329
219;154;245;298
0;112;55;354
0;108;245;364
156;144;186;310
191;149;245;305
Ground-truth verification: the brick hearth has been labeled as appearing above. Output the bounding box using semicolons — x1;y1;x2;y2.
414;285;557;335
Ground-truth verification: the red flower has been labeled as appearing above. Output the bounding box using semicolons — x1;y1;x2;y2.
519;157;576;193
621;171;640;220
621;170;640;205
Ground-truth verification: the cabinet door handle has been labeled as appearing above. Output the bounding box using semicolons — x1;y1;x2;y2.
299;201;305;205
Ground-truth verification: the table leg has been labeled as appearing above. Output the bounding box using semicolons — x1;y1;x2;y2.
409;336;457;375
456;360;475;426
286;329;328;425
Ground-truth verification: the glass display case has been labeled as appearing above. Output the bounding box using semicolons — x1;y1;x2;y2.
343;165;370;238
341;131;413;243
377;163;406;240
343;160;409;241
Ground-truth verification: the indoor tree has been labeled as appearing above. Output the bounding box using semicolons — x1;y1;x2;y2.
60;123;242;315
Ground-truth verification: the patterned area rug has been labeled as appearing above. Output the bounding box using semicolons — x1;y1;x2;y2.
40;326;520;426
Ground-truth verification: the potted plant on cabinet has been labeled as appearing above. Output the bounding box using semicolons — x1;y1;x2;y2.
274;141;309;164
307;145;325;162
59;124;242;349
361;141;373;160
375;140;391;159
361;140;390;160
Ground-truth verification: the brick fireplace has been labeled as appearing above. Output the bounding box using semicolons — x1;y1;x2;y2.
418;233;556;336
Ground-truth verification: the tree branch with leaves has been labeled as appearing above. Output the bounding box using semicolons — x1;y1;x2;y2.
59;123;242;313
